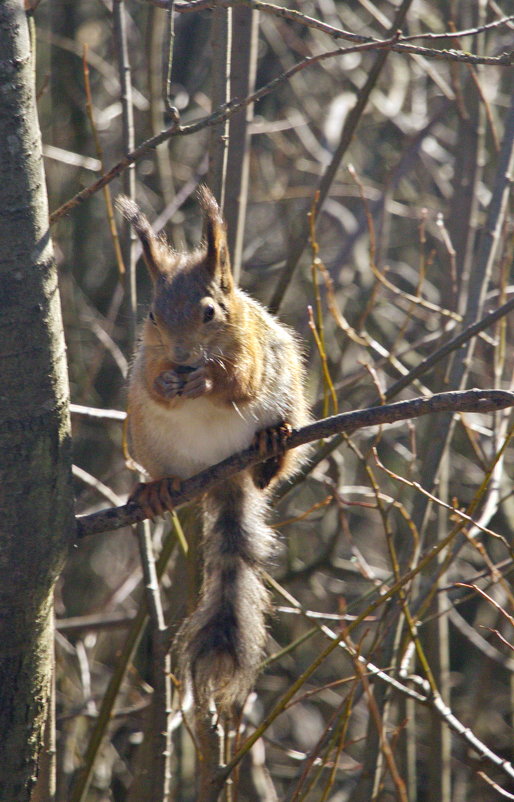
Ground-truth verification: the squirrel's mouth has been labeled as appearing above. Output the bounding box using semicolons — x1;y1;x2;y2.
174;364;196;375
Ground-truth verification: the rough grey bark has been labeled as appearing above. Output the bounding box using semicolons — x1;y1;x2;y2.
0;3;74;800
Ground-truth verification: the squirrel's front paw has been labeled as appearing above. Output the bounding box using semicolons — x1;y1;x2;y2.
128;477;182;519
154;369;187;399
180;365;213;399
154;365;212;400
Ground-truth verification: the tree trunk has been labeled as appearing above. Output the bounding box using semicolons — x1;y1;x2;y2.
0;3;74;800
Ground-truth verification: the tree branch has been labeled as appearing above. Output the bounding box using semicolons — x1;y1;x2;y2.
76;388;514;538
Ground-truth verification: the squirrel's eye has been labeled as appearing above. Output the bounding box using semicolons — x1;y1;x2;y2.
149;311;157;324
203;303;215;323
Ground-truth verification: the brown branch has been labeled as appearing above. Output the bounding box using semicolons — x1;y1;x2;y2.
342;630;408;802
477;773;514;801
400;15;514;41
76;389;514;538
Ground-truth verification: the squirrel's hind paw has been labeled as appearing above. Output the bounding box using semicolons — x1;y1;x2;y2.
252;421;292;489
128;477;181;519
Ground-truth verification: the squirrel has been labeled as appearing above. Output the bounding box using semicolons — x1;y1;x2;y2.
116;187;309;711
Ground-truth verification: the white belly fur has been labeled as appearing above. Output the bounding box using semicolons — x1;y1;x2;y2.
132;394;277;480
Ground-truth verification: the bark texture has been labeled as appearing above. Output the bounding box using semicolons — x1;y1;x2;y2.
0;3;74;799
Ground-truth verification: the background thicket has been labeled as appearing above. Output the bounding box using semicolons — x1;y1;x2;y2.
18;0;514;799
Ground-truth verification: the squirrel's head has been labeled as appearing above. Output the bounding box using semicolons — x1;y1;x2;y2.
116;188;237;366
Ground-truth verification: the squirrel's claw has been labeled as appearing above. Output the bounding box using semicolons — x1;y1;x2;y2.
253;421;292;456
128;477;181;519
252;421;292;489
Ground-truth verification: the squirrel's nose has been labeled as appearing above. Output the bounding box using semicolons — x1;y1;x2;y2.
173;345;191;364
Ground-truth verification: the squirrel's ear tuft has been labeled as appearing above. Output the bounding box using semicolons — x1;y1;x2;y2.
198;185;233;293
115;196;163;282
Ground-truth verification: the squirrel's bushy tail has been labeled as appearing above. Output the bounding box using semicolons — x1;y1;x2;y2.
177;475;274;710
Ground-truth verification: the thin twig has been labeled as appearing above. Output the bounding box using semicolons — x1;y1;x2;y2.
82;45;125;277
207;1;231;206
374;450;512;553
114;7;171;797
223;3;258;280
164;0;179;119
406;673;514;784
135;521;172;802
455;583;514;627
341;629;408;802
477;772;514;800
72;465;123;508
113;0;137;345
70;404;126;421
